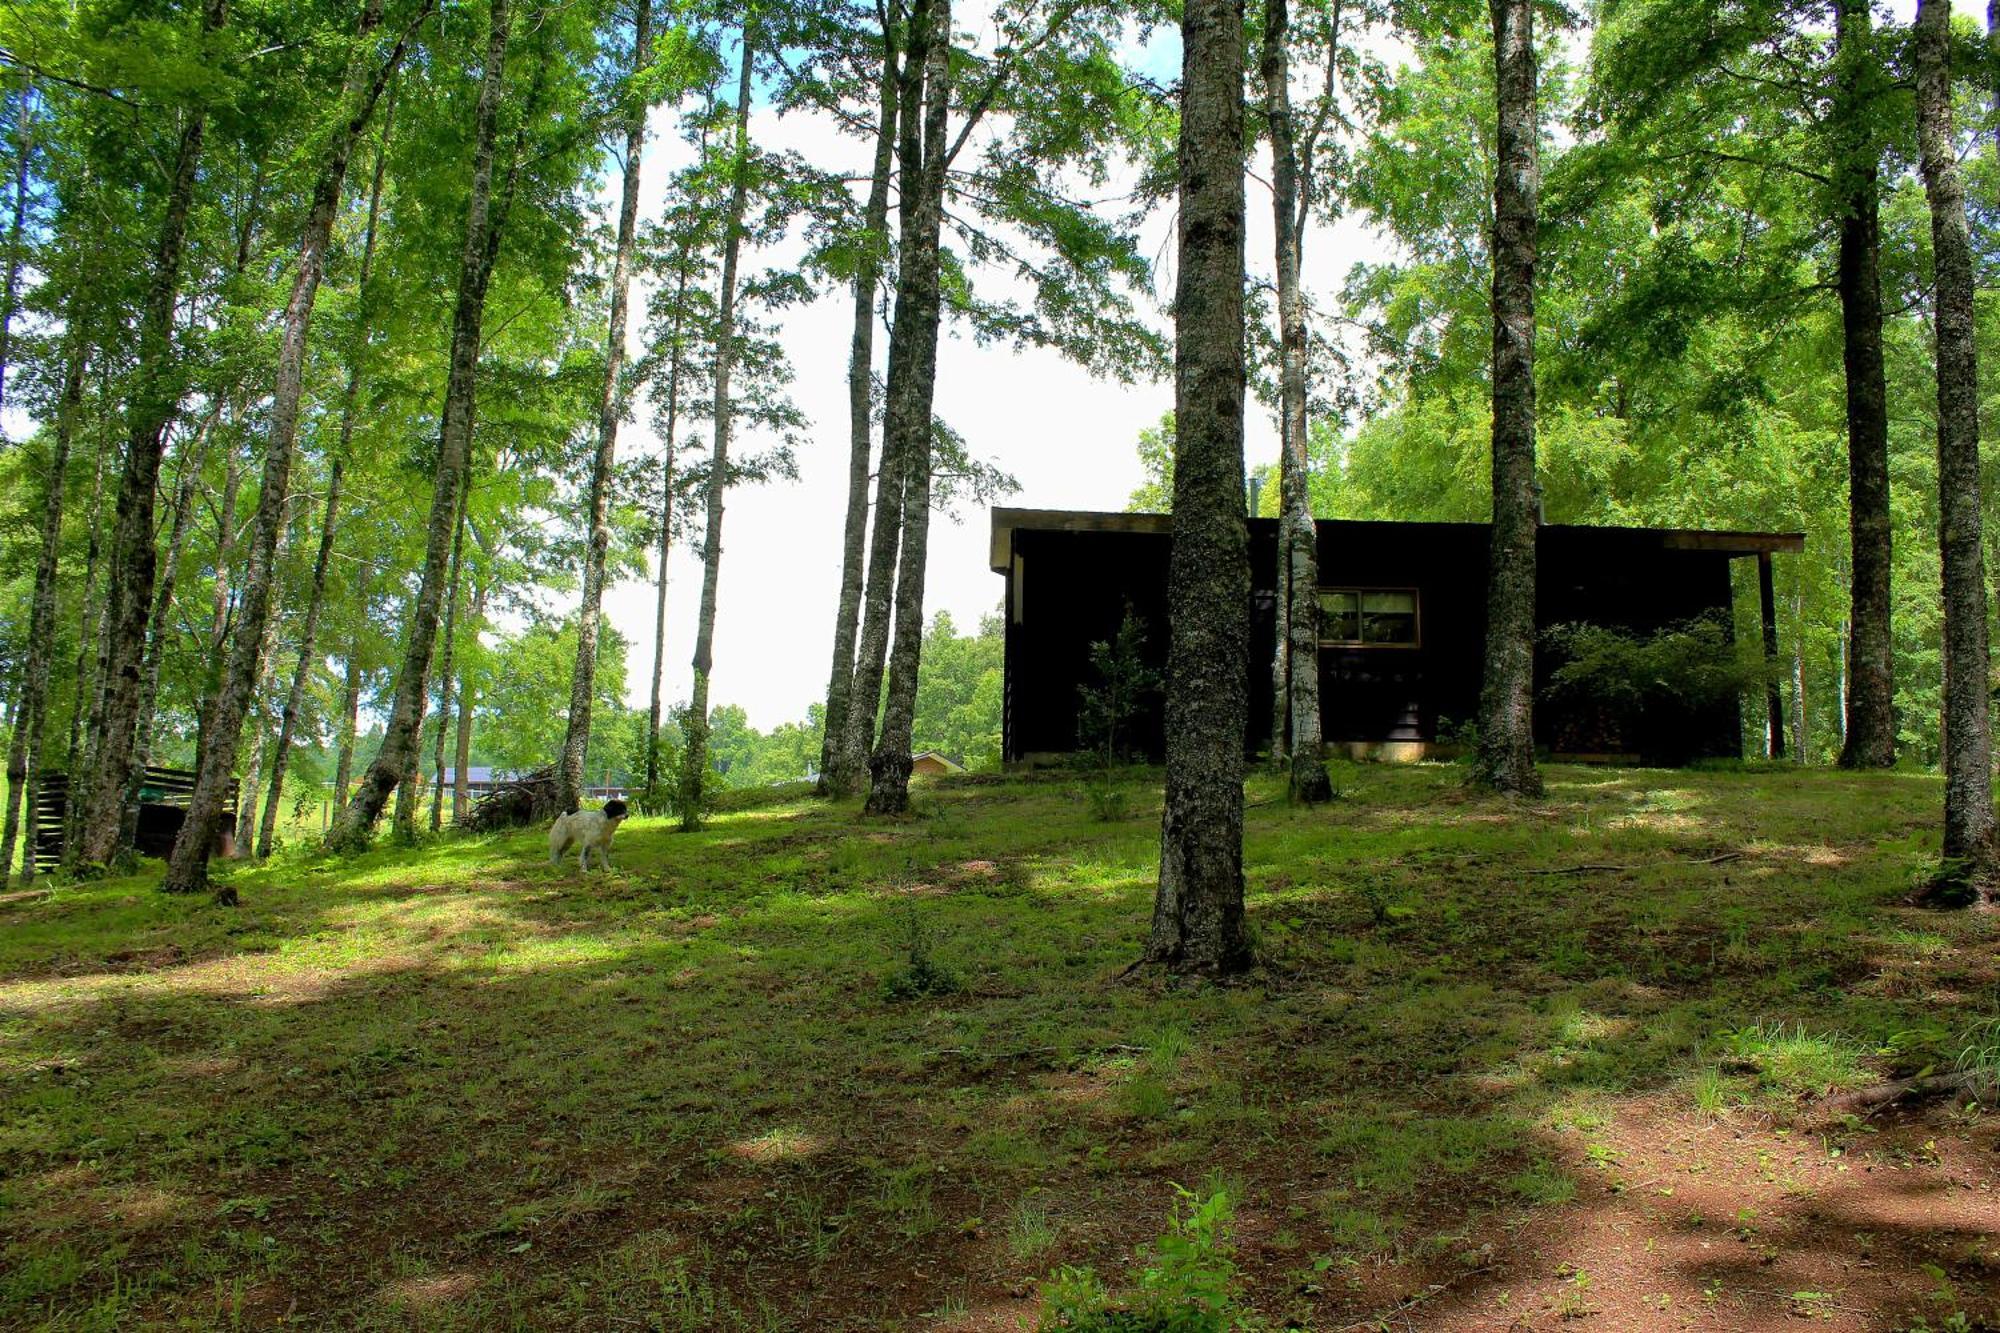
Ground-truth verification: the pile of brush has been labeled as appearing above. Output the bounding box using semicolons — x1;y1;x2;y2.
458;765;563;832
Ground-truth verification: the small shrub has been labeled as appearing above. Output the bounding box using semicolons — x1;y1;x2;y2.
879;909;961;1002
1037;1185;1257;1332
1542;614;1771;764
1077;605;1162;766
1084;779;1130;822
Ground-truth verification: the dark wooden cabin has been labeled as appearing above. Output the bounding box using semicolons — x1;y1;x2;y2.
991;508;1804;767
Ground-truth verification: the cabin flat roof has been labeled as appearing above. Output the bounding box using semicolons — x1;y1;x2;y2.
988;507;1805;573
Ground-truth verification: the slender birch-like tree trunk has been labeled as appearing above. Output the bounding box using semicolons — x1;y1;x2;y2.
644;265;688;796
559;0;653;814
1471;0;1542;797
1913;0;1994;895
1140;0;1252;974
1262;0;1331;803
65;403;111;784
73;0;228;870
865;0;951;816
428;482;470;832
327;0;516;852
818;17;899;798
168;0;418;894
0;335;84;887
258;80;398;857
453;579;488;821
1832;0;1895;770
334;652;362;804
678;12;757;830
0;75;34;417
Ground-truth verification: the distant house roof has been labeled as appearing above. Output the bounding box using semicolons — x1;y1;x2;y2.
912;751;965;773
439;767;508;785
987;507;1806;573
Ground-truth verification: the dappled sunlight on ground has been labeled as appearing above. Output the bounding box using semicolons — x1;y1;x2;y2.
0;764;1994;1329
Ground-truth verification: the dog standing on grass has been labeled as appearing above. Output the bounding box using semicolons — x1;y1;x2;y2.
549;799;628;873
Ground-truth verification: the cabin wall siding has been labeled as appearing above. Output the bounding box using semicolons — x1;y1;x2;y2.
1002;519;1746;765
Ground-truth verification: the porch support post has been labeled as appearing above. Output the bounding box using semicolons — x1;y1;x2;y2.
1757;550;1786;759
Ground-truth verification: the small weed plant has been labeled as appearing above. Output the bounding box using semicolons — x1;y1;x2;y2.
1038;1185;1259;1331
879;908;962;1002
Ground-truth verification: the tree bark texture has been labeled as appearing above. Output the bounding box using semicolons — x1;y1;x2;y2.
169;0;414;894
1914;0;1995;882
559;0;652;815
258;78;397;857
678;13;757;830
334;651;362;805
453;579;487;822
64;405;111;785
72;0;227;870
428;480;470;833
864;0;952;817
327;0;514;852
1833;0;1896;770
0;336;83;887
645;266;688;795
1142;0;1252;975
1472;0;1542;798
0;74;34;417
819;19;899;798
1263;0;1332;803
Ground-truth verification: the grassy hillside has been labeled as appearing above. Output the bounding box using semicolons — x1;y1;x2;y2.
2;763;1994;1330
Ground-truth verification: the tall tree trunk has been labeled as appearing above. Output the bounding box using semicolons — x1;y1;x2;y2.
1472;0;1541;798
72;0;227;871
428;480;470;832
833;396;905;794
120;410;220;853
208;439;243;673
1914;0;1995;894
334;651;362;804
257;78;398;858
559;0;653;815
453;579;487;821
168;0;416;894
65;399;111;783
258;461;342;856
678;12;758;830
1833;0;1895;770
1263;0;1331;803
327;0;516;853
1140;0;1252;974
819;17;899;799
0;74;34;417
864;0;951;817
0;334;84;887
644;266;687;796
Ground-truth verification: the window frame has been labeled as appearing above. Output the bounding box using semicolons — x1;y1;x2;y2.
1315;585;1422;650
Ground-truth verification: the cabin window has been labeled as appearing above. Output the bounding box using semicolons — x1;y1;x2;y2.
1317;587;1419;648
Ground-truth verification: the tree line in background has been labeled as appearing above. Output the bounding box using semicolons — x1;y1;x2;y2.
0;0;1995;949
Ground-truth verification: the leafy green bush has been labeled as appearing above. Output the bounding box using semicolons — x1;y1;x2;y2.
1037;1186;1259;1332
1541;614;1771;764
1077;605;1162;766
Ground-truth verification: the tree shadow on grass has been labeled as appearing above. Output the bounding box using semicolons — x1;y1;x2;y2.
1;764;1991;1330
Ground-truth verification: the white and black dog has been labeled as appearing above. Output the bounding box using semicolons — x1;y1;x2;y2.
549;799;629;873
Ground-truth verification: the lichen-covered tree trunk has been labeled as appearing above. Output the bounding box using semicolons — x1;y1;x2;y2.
121;412;218;853
559;0;652;815
1471;0;1542;798
1832;0;1895;770
1913;0;1994;892
1141;0;1252;975
453;580;488;821
818;22;899;799
334;651;362;805
72;0;226;871
644;267;688;795
1263;0;1331;803
0;334;84;887
259;81;397;858
863;0;950;817
0;74;35;416
428;482;470;832
678;13;757;831
169;0;413;894
327;0;514;853
65;406;111;785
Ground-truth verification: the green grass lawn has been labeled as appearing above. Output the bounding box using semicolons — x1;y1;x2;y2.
2;762;1995;1330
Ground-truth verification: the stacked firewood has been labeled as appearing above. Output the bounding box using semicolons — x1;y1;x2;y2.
458;765;563;833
